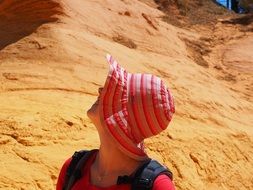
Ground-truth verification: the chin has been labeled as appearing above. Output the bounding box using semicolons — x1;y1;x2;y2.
87;103;99;120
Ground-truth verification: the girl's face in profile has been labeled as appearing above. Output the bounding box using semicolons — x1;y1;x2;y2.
87;87;103;123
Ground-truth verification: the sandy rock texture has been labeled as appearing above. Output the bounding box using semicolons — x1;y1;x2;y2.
0;0;252;189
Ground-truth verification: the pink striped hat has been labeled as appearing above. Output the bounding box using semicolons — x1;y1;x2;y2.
99;54;175;160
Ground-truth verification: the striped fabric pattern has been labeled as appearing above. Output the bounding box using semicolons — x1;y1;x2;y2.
99;54;175;160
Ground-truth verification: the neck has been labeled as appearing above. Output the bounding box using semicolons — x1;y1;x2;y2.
93;142;140;176
89;121;146;187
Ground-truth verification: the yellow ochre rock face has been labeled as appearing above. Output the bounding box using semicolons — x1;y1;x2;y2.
0;0;252;189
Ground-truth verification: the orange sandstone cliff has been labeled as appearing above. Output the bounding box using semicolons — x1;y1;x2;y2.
0;0;252;189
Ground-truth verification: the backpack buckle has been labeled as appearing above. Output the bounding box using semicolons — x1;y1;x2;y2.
137;178;152;189
117;175;132;185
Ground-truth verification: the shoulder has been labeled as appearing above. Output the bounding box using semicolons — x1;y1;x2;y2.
152;174;175;190
136;159;175;190
59;157;73;177
56;157;72;190
56;150;97;190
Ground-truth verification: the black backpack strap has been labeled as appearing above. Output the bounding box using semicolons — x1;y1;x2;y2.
131;160;173;190
63;149;98;190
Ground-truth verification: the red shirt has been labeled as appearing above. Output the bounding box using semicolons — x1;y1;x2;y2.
56;153;175;190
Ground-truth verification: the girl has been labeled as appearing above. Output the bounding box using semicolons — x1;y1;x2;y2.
56;54;175;190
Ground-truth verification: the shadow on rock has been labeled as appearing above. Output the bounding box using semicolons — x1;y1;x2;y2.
221;14;253;25
0;0;63;50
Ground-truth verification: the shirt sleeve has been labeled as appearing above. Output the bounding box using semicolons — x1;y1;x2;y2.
152;174;176;190
56;157;72;190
